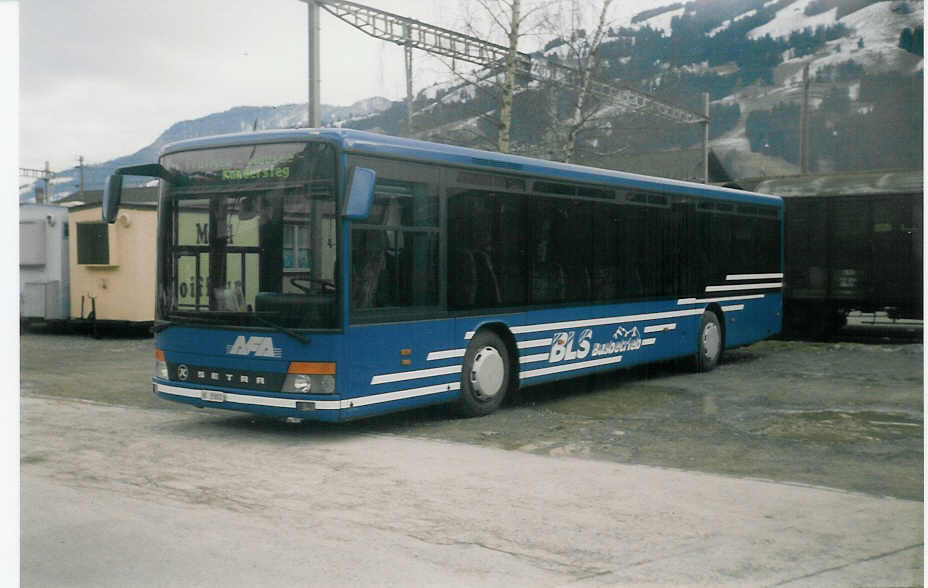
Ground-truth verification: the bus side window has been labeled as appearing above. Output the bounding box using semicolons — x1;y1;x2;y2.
351;230;387;308
530;200;567;304
348;156;440;312
448;190;527;310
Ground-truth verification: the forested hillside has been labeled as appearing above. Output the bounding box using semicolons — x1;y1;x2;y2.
346;0;923;176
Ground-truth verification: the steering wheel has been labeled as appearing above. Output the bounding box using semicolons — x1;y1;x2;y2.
290;276;335;294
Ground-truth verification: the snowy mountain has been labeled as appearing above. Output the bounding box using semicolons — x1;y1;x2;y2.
392;0;923;177
20;97;393;202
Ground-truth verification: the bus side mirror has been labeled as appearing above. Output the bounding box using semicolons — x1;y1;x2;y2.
343;167;376;220
102;174;124;224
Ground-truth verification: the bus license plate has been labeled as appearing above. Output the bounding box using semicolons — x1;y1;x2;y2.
201;390;225;403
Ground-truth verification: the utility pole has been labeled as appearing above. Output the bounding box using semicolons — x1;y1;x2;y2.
702;92;709;184
306;0;322;127
44;161;51;203
78;155;85;195
800;63;810;175
404;23;414;135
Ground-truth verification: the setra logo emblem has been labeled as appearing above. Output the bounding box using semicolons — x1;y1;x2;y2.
177;364;189;381
226;336;282;358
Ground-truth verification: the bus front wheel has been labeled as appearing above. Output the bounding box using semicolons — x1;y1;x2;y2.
695;311;723;372
456;330;511;417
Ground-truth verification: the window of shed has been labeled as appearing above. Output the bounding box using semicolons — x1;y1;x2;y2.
77;222;110;265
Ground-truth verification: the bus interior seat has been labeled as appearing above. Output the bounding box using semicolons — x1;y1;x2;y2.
591;266;617;300
473;249;501;307
352;236;387;309
532;261;566;303
566;265;591;302
451;248;477;307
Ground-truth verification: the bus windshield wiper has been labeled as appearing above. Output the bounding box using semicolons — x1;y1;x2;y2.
249;313;310;345
166;312;309;345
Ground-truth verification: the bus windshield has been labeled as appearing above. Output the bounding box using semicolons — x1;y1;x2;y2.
157;142;338;330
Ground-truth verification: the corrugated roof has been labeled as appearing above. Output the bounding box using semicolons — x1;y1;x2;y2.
55;186;159;207
744;170;924;197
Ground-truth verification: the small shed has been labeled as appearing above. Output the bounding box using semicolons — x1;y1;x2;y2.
59;187;159;327
19;204;70;322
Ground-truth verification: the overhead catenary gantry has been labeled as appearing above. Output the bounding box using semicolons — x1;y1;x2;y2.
299;0;711;180
19;163;56;203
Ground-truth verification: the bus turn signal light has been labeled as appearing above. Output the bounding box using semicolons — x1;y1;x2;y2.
154;349;168;380
287;362;336;375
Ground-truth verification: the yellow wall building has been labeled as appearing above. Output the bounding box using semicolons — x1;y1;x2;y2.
65;192;158;325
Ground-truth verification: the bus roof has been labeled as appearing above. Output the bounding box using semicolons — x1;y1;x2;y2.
161;128;781;206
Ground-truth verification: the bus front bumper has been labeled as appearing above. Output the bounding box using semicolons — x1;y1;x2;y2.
153;380;344;422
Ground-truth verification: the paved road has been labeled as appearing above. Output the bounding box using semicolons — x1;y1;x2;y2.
21;396;922;587
20;333;925;501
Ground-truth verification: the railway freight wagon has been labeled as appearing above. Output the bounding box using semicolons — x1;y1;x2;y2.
20;203;70;325
752;171;922;336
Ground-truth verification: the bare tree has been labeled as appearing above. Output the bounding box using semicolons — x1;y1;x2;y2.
540;0;614;163
455;0;550;153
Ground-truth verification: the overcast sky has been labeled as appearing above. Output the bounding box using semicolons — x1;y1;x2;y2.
17;0;664;176
18;0;474;173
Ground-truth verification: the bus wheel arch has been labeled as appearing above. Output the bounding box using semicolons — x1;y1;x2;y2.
455;324;518;417
695;305;725;372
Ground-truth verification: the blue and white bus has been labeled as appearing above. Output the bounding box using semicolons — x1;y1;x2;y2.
103;129;782;421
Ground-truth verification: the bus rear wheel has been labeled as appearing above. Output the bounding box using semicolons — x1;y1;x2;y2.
456;330;511;417
695;311;723;372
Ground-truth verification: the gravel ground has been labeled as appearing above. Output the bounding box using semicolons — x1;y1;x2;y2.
20;330;924;500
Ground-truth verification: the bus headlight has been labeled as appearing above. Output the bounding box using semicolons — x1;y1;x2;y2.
155;350;168;380
292;374;312;393
318;375;335;394
281;362;336;395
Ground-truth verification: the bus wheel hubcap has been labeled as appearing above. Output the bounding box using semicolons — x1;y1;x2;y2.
470;346;504;400
703;322;720;361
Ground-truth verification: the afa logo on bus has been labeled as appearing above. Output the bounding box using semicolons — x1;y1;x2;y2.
226;336;282;358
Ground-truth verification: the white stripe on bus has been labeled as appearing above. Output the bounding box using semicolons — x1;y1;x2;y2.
371;364;462;385
157;382;461;411
463;308;707;339
426;349;466;361
428;338;551;361
520;355;624;379
345;382;461;408
705;282;782;292
508;308;706;336
642;338;656;346
517;338;552;349
519;353;550;364
721;304;745;312
677;294;764;305
643;323;676;333
726;273;783;280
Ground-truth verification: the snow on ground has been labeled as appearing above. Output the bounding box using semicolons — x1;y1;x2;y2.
774;1;924;82
635;6;687;33
840;0;924;48
709;9;759;37
749;0;838;39
606;1;687;30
